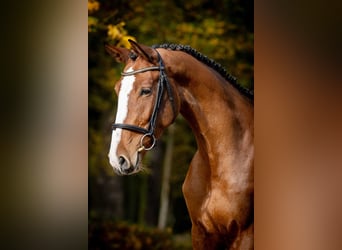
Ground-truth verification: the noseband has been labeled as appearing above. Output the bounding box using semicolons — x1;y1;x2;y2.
112;50;176;152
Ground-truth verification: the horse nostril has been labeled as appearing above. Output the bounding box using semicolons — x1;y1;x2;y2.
119;156;126;166
118;155;135;174
118;155;132;171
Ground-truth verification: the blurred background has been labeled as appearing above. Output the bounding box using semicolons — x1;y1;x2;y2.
1;0;341;249
88;0;253;249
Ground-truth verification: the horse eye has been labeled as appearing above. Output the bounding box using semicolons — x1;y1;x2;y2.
129;51;138;60
140;88;152;96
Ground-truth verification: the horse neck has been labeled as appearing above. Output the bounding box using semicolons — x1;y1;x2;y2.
167;52;254;167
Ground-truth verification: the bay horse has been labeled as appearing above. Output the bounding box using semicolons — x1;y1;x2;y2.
105;40;254;250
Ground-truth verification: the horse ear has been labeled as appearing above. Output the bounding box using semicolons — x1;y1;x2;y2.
105;44;129;63
128;39;157;63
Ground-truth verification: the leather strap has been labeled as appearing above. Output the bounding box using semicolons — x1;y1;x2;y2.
112;123;149;134
121;66;160;76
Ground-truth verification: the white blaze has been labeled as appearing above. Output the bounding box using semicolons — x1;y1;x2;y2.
108;67;135;169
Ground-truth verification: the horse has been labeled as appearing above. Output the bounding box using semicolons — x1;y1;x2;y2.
105;40;254;250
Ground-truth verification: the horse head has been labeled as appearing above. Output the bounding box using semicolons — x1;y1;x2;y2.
105;40;180;175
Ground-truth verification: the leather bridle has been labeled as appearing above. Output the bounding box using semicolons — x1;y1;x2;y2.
112;50;176;152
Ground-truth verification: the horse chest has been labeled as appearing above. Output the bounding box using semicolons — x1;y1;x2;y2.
184;154;234;226
199;189;237;230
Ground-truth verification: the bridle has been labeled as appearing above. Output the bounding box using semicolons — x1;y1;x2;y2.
112;50;176;152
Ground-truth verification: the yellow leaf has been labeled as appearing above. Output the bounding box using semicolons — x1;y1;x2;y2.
88;0;100;13
107;24;121;40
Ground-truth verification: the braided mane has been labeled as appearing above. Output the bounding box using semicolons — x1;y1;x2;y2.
152;43;254;101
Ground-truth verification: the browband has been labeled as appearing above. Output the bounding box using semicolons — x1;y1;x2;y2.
121;66;161;76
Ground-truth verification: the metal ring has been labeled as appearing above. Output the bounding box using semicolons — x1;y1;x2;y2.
139;133;156;151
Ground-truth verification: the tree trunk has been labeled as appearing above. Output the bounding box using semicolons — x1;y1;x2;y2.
138;174;147;225
158;124;175;229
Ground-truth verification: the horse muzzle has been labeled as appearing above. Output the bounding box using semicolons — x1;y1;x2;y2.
110;151;141;175
117;155;136;175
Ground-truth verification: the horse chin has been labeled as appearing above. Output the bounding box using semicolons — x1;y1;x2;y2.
115;165;140;176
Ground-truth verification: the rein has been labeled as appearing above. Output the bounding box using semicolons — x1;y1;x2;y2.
112;50;176;152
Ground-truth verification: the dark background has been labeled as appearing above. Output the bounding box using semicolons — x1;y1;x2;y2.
88;1;253;248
